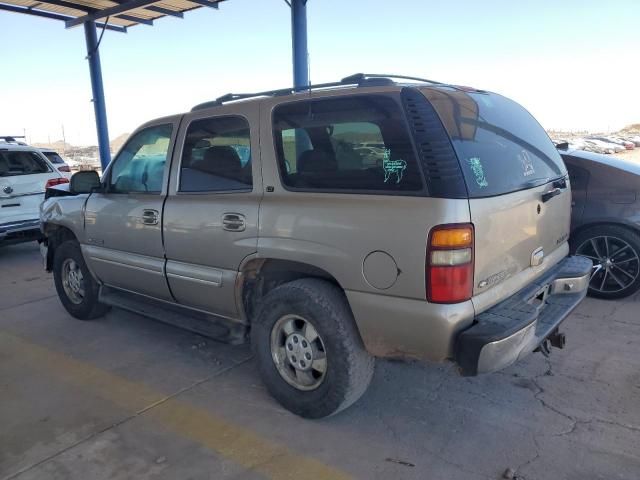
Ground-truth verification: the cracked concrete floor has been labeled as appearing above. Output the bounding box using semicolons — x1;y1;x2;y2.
1;242;639;480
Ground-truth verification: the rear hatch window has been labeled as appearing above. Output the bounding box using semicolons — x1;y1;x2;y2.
42;151;65;164
0;150;52;177
421;88;566;197
0;150;54;199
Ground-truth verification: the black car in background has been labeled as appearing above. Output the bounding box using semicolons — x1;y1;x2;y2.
559;145;640;299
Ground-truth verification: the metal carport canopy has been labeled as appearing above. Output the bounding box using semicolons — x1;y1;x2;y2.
0;0;310;169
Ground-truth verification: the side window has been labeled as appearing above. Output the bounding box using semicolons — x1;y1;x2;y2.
109;124;173;193
273;95;423;193
179;116;252;193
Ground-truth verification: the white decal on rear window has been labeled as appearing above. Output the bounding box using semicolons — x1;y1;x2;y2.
467;157;488;188
519;150;535;177
382;149;407;184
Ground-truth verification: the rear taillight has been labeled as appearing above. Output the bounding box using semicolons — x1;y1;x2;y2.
427;223;474;304
58;165;71;172
45;177;70;188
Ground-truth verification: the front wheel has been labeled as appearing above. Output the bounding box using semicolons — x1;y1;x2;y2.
572;225;640;299
251;278;374;418
53;241;110;319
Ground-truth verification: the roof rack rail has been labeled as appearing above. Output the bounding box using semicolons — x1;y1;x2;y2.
191;73;442;111
0;135;27;145
339;73;443;85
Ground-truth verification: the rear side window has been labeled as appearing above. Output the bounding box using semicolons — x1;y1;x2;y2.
422;88;566;197
0;151;51;177
179;116;252;193
43;152;65;164
273;95;423;193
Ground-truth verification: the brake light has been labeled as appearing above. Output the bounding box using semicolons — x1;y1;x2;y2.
45;177;70;188
427;223;474;303
58;165;71;172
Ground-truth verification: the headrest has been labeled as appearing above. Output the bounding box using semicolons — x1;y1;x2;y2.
197;146;242;178
297;150;337;174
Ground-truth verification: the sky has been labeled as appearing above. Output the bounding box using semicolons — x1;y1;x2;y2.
1;0;639;146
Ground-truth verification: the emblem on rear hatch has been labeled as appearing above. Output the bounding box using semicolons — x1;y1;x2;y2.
478;270;508;289
3;186;13;194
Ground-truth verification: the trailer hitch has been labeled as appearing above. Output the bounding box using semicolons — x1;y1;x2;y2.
535;329;566;357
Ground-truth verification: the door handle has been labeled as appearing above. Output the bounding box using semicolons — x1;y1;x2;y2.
141;209;159;225
222;213;246;232
541;188;562;203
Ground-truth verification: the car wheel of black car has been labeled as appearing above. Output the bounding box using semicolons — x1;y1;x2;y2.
251;278;375;418
53;241;111;319
572;225;640;299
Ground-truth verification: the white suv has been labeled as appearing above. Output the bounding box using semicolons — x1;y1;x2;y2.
0;137;68;246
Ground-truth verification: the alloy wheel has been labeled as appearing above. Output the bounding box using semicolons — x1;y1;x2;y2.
576;235;640;294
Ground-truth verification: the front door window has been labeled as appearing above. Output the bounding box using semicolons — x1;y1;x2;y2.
108;124;173;194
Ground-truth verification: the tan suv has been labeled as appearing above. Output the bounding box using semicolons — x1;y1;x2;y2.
40;74;592;418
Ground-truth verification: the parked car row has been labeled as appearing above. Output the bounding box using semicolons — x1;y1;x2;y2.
553;134;640;155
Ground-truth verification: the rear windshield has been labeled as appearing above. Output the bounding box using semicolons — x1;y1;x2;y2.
43;151;65;164
0;150;51;177
422;88;566;197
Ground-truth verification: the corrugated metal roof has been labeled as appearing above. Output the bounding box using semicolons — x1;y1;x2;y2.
0;0;223;31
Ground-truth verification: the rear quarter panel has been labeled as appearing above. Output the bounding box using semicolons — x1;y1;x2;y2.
257;92;472;300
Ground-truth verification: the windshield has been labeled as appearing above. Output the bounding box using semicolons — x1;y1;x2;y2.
0;150;52;177
421;87;566;197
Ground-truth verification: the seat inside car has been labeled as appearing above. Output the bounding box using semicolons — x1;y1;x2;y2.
195;146;244;180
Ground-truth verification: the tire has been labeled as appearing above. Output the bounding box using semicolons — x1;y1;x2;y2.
53;240;110;320
251;278;374;418
571;225;640;300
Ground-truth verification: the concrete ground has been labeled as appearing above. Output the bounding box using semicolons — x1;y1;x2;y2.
1;242;639;480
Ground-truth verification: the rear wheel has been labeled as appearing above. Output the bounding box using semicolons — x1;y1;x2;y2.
251;278;374;418
572;225;640;299
53;241;110;319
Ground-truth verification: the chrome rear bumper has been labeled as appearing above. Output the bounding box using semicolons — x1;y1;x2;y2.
455;255;592;376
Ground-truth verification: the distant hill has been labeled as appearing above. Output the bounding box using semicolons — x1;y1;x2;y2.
621;123;640;133
110;133;130;153
32;139;73;152
32;133;131;154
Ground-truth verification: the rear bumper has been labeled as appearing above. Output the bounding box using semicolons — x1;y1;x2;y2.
455;255;592;376
0;219;42;244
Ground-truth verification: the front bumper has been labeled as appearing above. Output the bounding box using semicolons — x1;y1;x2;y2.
0;219;42;244
455;255;592;376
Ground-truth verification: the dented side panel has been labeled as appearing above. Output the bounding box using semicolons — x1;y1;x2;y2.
40;194;88;242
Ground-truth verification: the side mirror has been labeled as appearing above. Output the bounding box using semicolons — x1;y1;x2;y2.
70;170;101;194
